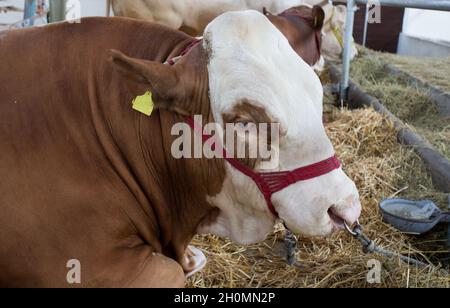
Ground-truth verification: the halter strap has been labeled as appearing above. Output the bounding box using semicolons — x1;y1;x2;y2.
186;117;341;217
165;38;340;218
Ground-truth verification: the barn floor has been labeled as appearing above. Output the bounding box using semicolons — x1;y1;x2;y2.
350;48;450;161
378;52;450;94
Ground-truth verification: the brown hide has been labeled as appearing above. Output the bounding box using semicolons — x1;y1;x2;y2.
0;17;224;287
266;5;324;66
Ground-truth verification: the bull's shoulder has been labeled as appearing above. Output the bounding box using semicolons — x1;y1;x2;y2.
73;16;191;45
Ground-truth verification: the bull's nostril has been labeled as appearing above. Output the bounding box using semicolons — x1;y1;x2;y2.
328;206;346;229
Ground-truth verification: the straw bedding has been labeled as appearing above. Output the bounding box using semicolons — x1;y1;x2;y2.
378;53;450;94
187;105;449;288
350;48;450;160
185;48;450;288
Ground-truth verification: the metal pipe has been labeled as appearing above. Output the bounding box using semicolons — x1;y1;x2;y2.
355;0;450;11
49;0;66;23
24;0;37;26
339;0;357;104
362;3;369;47
106;0;111;17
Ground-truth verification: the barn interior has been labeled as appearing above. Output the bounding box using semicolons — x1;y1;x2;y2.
1;0;449;288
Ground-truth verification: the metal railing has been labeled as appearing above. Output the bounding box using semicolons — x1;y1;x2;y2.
339;0;450;103
49;0;67;23
24;0;37;25
2;0;47;29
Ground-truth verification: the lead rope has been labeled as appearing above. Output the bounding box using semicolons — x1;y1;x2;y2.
284;222;428;267
345;222;428;268
284;227;298;266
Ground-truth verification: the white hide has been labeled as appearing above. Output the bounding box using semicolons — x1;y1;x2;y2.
111;0;357;63
111;0;306;31
199;11;361;244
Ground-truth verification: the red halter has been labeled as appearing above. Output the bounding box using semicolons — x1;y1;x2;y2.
186;117;341;218
167;39;339;218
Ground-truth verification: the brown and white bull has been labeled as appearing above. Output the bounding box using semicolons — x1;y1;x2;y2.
0;12;360;288
109;0;357;63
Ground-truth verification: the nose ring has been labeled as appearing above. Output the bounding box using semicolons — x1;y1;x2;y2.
344;219;361;236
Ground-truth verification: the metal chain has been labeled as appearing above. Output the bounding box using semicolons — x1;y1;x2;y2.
284;229;298;266
346;222;428;268
284;222;428;268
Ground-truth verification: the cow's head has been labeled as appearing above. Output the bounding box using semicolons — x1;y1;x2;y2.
263;5;325;67
110;11;361;245
321;4;358;62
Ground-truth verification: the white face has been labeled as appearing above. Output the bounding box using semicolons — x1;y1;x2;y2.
198;10;361;244
322;5;358;62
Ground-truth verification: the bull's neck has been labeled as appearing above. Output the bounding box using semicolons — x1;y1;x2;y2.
121;111;224;266
94;39;224;264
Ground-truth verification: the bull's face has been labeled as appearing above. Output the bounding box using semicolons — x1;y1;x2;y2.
110;11;360;246
200;11;360;244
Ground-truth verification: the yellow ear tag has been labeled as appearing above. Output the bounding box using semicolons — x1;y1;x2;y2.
132;91;154;116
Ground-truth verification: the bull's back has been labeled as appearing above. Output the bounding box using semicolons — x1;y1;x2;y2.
0;17;186;210
0;17;189;198
0;17;188;287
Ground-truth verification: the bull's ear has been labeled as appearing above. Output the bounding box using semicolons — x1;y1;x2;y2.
312;5;325;30
262;7;272;16
109;49;187;113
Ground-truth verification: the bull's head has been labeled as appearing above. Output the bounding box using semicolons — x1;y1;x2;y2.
263;5;325;67
110;11;361;246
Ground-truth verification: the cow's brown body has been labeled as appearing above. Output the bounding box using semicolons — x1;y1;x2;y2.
0;17;224;287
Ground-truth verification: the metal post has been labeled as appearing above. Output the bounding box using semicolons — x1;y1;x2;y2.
49;0;66;23
339;0;357;105
362;3;370;47
106;0;111;17
24;0;37;26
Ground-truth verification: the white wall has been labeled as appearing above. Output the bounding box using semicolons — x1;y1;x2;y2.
79;0;108;17
0;0;109;26
402;8;450;44
0;0;24;24
397;8;450;57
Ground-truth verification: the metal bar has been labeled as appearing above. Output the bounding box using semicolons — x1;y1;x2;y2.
49;0;66;23
24;0;37;26
106;0;111;17
355;0;450;11
339;0;357;104
362;3;369;47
